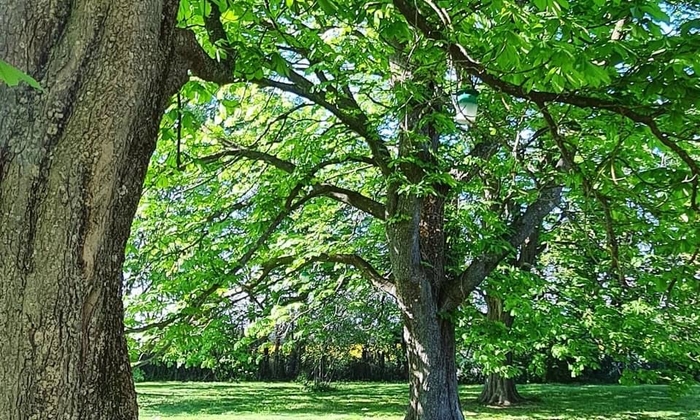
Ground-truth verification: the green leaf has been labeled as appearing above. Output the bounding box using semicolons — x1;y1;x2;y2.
270;53;290;77
555;0;569;9
0;59;42;90
533;0;548;11
317;0;337;15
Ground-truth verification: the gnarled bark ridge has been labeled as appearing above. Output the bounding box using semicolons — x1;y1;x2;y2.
0;1;186;417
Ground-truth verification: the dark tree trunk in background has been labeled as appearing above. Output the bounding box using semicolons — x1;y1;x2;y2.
313;353;329;385
286;342;302;379
273;329;284;380
479;228;540;406
378;350;386;378
0;1;187;418
478;296;523;405
259;347;271;380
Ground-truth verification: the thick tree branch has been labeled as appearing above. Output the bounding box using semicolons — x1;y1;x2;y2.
201;147;296;173
441;184;562;312
319;253;395;295
392;0;651;115
201;143;386;219
257;253;395;296
174;28;233;85
309;184;386;220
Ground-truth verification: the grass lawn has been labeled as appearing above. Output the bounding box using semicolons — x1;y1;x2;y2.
137;382;700;419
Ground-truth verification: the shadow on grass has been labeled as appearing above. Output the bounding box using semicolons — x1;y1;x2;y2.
137;382;407;417
137;382;700;419
460;384;700;419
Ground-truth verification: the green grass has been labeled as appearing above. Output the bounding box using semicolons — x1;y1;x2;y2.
136;382;700;419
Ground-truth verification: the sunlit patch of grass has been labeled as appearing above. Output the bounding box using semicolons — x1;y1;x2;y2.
136;382;700;419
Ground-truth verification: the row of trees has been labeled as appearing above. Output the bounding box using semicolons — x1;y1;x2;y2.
2;0;699;419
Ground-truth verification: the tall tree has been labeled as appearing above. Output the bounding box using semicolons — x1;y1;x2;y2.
0;1;227;417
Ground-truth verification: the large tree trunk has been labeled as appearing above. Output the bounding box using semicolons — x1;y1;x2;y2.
402;297;464;420
479;366;523;406
389;191;464;420
390;222;466;420
384;69;465;418
0;1;186;418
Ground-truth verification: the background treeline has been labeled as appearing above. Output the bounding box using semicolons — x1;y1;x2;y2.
134;342;698;385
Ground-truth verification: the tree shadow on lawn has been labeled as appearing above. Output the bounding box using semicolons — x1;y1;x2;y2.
137;382;407;417
137;382;700;419
460;384;700;419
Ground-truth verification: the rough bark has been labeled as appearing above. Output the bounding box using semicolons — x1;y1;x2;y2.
387;166;465;418
401;298;464;420
479;367;523;406
0;1;187;418
388;186;464;419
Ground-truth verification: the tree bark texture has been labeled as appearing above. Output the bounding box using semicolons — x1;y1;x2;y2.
401;301;464;420
479;367;523;406
0;1;187;418
388;192;464;420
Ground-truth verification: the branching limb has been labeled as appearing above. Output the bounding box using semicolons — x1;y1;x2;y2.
126;184;311;334
391;0;699;208
200;143;386;219
200;147;296;173
540;103;630;289
318;253;395;295
308;184;386;220
127;177;385;334
254;253;395;296
173;8;394;176
441;183;562;312
440;106;568;310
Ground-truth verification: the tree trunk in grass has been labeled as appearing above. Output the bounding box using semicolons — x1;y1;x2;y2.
401;296;464;420
0;0;187;417
479;366;523;406
478;228;540;406
478;295;524;406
